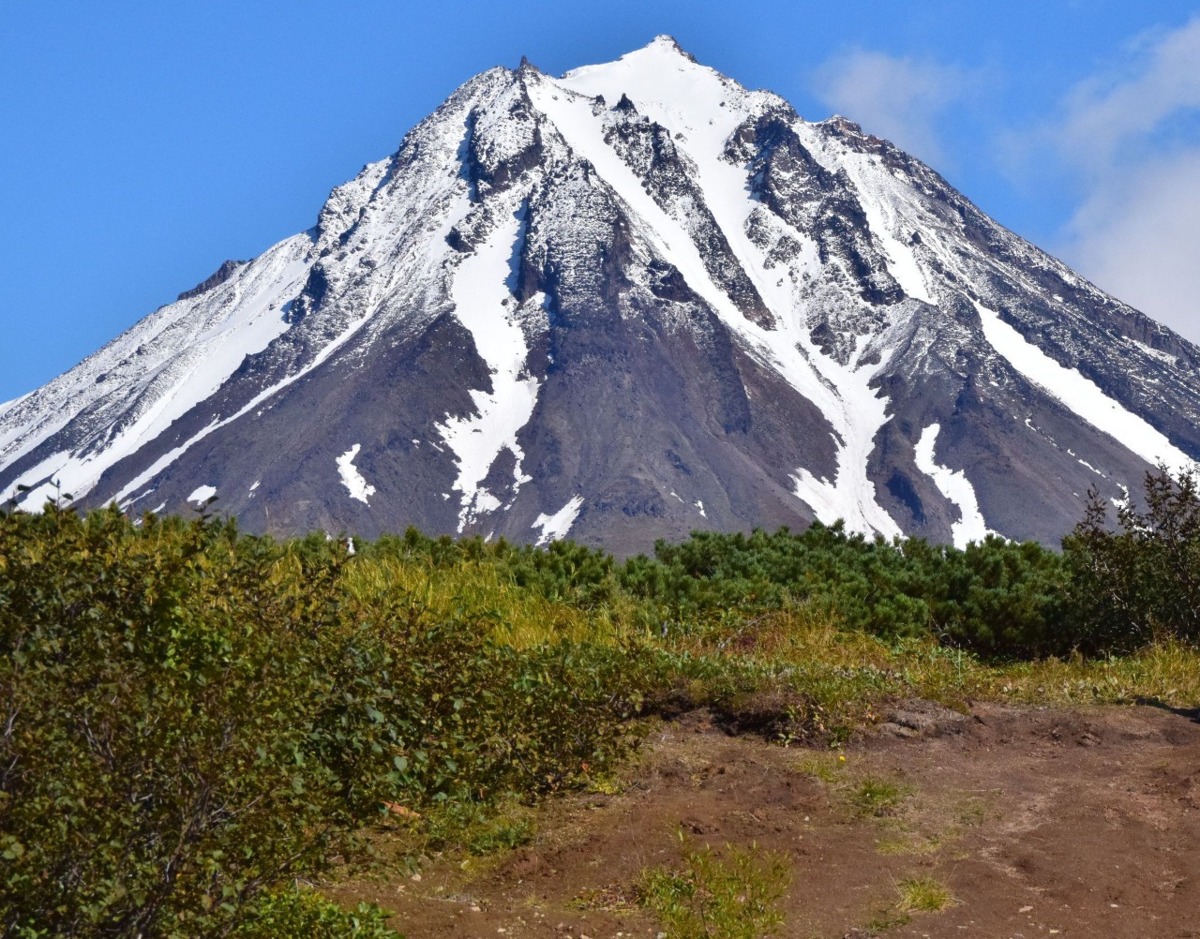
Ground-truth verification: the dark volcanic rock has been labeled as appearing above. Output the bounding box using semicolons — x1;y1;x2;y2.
177;259;249;301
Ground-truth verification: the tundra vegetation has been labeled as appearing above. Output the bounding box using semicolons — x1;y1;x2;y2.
2;468;1200;937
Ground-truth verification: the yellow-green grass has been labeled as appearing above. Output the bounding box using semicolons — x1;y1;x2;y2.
325;549;1200;719
338;554;633;647
669;607;1200;713
896;876;955;913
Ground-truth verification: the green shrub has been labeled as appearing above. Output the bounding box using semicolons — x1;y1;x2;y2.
613;524;1071;658
4;470;1196;933
0;508;360;935
0;507;654;935
235;887;402;938
1064;467;1200;652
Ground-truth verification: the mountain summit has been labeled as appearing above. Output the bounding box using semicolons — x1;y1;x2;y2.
2;38;1197;553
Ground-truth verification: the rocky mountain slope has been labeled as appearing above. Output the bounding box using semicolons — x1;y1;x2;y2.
3;36;1197;553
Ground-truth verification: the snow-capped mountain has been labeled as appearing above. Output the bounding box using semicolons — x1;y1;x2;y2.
3;36;1198;554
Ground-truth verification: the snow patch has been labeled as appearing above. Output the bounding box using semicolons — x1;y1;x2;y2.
8;69;497;512
336;444;376;505
794;123;942;308
1129;337;1177;366
436;205;541;532
975;301;1192;472
839;160;935;305
0;233;314;507
188;485;217;505
0;393;29;418
117;487;157;512
533;495;585;546
913;424;990;549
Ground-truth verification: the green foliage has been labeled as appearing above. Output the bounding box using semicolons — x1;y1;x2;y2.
638;836;790;939
504;539;618;610
615;524;1072;659
464;811;535;856
847;776;912;819
1064;466;1200;652
352;517;1081;660
235;888;403;938
0;507;354;936
895;876;954;913
317;615;651;813
0;509;650;935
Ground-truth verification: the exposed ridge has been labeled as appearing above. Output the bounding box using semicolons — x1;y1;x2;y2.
177;259;250;302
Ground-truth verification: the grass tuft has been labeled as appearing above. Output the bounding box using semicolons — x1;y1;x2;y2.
638;836;790;939
848;777;912;818
896;876;955;913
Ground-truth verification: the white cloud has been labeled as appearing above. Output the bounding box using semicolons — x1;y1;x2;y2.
1054;17;1200;340
1066;151;1200;338
1057;18;1200;172
811;49;972;164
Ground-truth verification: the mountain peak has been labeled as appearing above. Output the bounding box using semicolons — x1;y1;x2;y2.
644;34;696;61
555;36;754;155
561;35;711;89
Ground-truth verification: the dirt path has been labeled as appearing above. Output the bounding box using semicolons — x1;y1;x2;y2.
328;702;1200;938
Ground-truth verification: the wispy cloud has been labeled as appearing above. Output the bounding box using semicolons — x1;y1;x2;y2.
1068;151;1200;334
1054;17;1200;339
811;48;974;165
1057;18;1200;171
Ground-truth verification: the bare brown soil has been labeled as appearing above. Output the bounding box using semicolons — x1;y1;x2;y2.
328;702;1200;938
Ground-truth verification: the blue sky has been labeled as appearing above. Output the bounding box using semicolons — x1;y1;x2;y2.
3;1;1199;401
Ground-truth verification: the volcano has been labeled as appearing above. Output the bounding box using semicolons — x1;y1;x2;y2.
3;37;1197;554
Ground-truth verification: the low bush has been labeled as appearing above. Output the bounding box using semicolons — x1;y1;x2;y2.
1063;466;1200;653
0;508;354;935
234;889;402;938
0;509;651;935
4;466;1200;932
616;524;1072;658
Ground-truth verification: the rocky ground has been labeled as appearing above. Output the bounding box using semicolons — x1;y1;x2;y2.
328;702;1200;938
